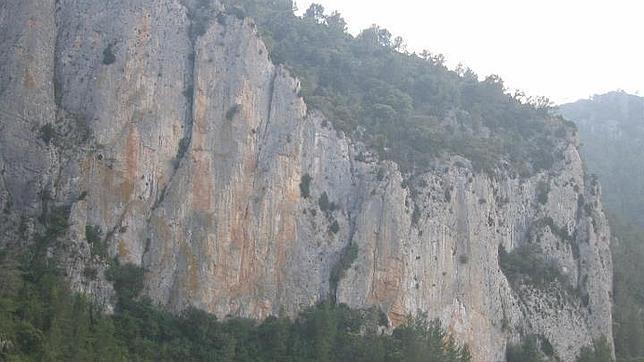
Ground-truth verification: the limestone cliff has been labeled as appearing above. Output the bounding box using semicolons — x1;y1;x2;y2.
0;0;612;360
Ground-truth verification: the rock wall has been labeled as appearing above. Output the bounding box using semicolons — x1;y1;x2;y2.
0;0;612;360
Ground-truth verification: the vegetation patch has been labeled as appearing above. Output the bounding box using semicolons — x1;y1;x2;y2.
538;217;574;243
0;247;470;361
221;0;569;176
576;336;613;362
411;206;421;226
38;124;57;144
329;242;358;296
106;260;145;302
44;206;71;239
85;224;107;259
299;173;312;198
226;104;241;120
506;335;553;362
329;220;340;234
536;180;550;205
499;244;569;291
318;191;337;216
102;43;116;65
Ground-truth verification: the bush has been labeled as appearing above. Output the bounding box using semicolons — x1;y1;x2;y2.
38;124;56;144
318;192;337;215
85;224;107;259
45;206;70;238
221;0;568;176
102;43;116;65
106;261;145;302
536;181;550;205
226;104;241;120
329;220;340;234
0;244;471;362
329;242;358;294
506;336;546;362
576;337;612;362
299;173;312;198
499;244;568;290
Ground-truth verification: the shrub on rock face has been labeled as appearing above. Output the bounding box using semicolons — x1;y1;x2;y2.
106;261;145;301
576;337;613;362
226;104;241;120
299;173;312;198
329;220;340;234
498;244;568;290
318;192;337;214
506;336;545;362
38;124;56;144
85;224;107;259
102;43;116;65
536;181;550;205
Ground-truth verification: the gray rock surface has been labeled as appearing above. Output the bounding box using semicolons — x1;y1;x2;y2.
0;0;613;360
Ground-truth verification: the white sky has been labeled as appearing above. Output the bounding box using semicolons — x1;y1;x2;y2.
296;0;644;104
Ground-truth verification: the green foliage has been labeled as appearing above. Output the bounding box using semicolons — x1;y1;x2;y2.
0;246;470;362
222;1;567;175
536;180;550;205
225;104;241;121
498;244;568;290
102;43;116;65
329;243;359;295
506;336;546;362
610;216;644;360
329;220;340;234
0;244;127;361
539;217;573;243
562;92;644;361
85;224;107;259
576;337;613;362
44;206;71;239
561;91;644;228
186;0;218;40
389;314;471;362
38;123;57;144
318;191;337;215
299;173;312;198
411;206;421;226
106;261;145;302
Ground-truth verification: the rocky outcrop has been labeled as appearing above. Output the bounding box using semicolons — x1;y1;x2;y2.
0;0;612;360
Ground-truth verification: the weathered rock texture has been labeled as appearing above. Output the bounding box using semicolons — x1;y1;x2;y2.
0;0;613;360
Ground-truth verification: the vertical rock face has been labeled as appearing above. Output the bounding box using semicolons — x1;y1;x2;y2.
0;0;56;220
0;0;612;360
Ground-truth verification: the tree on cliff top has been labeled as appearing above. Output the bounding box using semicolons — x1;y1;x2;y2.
223;1;568;176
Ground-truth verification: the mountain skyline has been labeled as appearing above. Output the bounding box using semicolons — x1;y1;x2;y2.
297;0;644;104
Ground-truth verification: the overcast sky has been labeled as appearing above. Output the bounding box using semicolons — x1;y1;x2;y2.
296;0;643;104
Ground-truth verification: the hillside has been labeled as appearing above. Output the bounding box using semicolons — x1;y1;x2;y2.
0;0;613;360
560;91;644;227
561;91;644;360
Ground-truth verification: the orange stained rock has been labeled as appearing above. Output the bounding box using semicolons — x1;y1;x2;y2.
190;151;213;212
23;69;36;88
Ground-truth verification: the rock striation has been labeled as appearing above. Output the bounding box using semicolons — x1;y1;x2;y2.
0;0;612;360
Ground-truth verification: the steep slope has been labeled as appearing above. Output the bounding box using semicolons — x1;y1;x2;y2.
560;91;644;227
0;0;612;360
561;91;644;360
